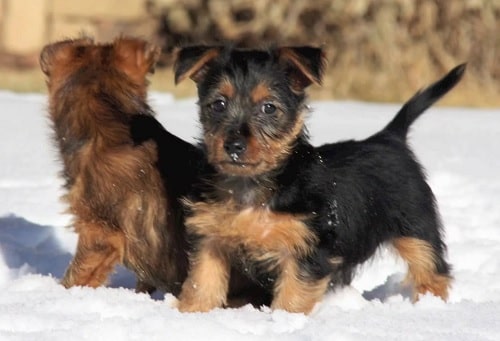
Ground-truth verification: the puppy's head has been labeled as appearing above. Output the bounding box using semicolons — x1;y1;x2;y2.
40;36;161;99
175;45;326;177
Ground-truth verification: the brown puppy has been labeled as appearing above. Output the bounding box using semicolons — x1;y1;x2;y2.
40;37;190;294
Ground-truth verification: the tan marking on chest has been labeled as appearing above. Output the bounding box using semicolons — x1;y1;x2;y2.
184;200;317;258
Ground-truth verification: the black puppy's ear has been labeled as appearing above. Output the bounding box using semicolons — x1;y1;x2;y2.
277;46;327;92
174;45;221;84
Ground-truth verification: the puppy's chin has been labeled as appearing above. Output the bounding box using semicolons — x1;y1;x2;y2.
215;160;269;177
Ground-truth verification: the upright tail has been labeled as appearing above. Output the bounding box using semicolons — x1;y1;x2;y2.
382;63;466;139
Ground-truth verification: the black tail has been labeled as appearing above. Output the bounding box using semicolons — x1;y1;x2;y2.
382;63;466;139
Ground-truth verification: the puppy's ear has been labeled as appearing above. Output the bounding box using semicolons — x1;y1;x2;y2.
113;37;161;82
277;46;326;92
40;44;60;76
174;46;221;84
39;37;93;76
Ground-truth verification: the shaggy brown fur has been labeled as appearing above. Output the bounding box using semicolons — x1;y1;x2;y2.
40;37;188;294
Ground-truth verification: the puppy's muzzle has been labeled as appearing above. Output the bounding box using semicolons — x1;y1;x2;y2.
224;137;247;161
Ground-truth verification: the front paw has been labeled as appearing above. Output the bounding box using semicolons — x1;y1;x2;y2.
176;282;226;313
176;297;221;313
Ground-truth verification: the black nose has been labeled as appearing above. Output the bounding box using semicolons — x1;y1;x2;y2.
224;138;247;160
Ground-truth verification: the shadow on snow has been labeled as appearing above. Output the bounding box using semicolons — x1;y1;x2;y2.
0;214;136;290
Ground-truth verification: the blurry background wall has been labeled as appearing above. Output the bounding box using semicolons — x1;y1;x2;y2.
0;0;498;106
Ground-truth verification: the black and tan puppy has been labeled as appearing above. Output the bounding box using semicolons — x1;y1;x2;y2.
40;37;205;295
173;45;464;314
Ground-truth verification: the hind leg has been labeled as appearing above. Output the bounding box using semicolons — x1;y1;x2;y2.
61;221;125;288
392;237;452;301
135;281;156;295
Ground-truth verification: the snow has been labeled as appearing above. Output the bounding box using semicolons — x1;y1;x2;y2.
1;90;499;340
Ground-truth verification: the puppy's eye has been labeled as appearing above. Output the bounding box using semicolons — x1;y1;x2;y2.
211;99;227;113
261;103;276;115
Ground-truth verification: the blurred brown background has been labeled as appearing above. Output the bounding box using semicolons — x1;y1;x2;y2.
0;0;498;106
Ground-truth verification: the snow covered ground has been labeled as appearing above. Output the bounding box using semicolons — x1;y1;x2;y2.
0;90;499;340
